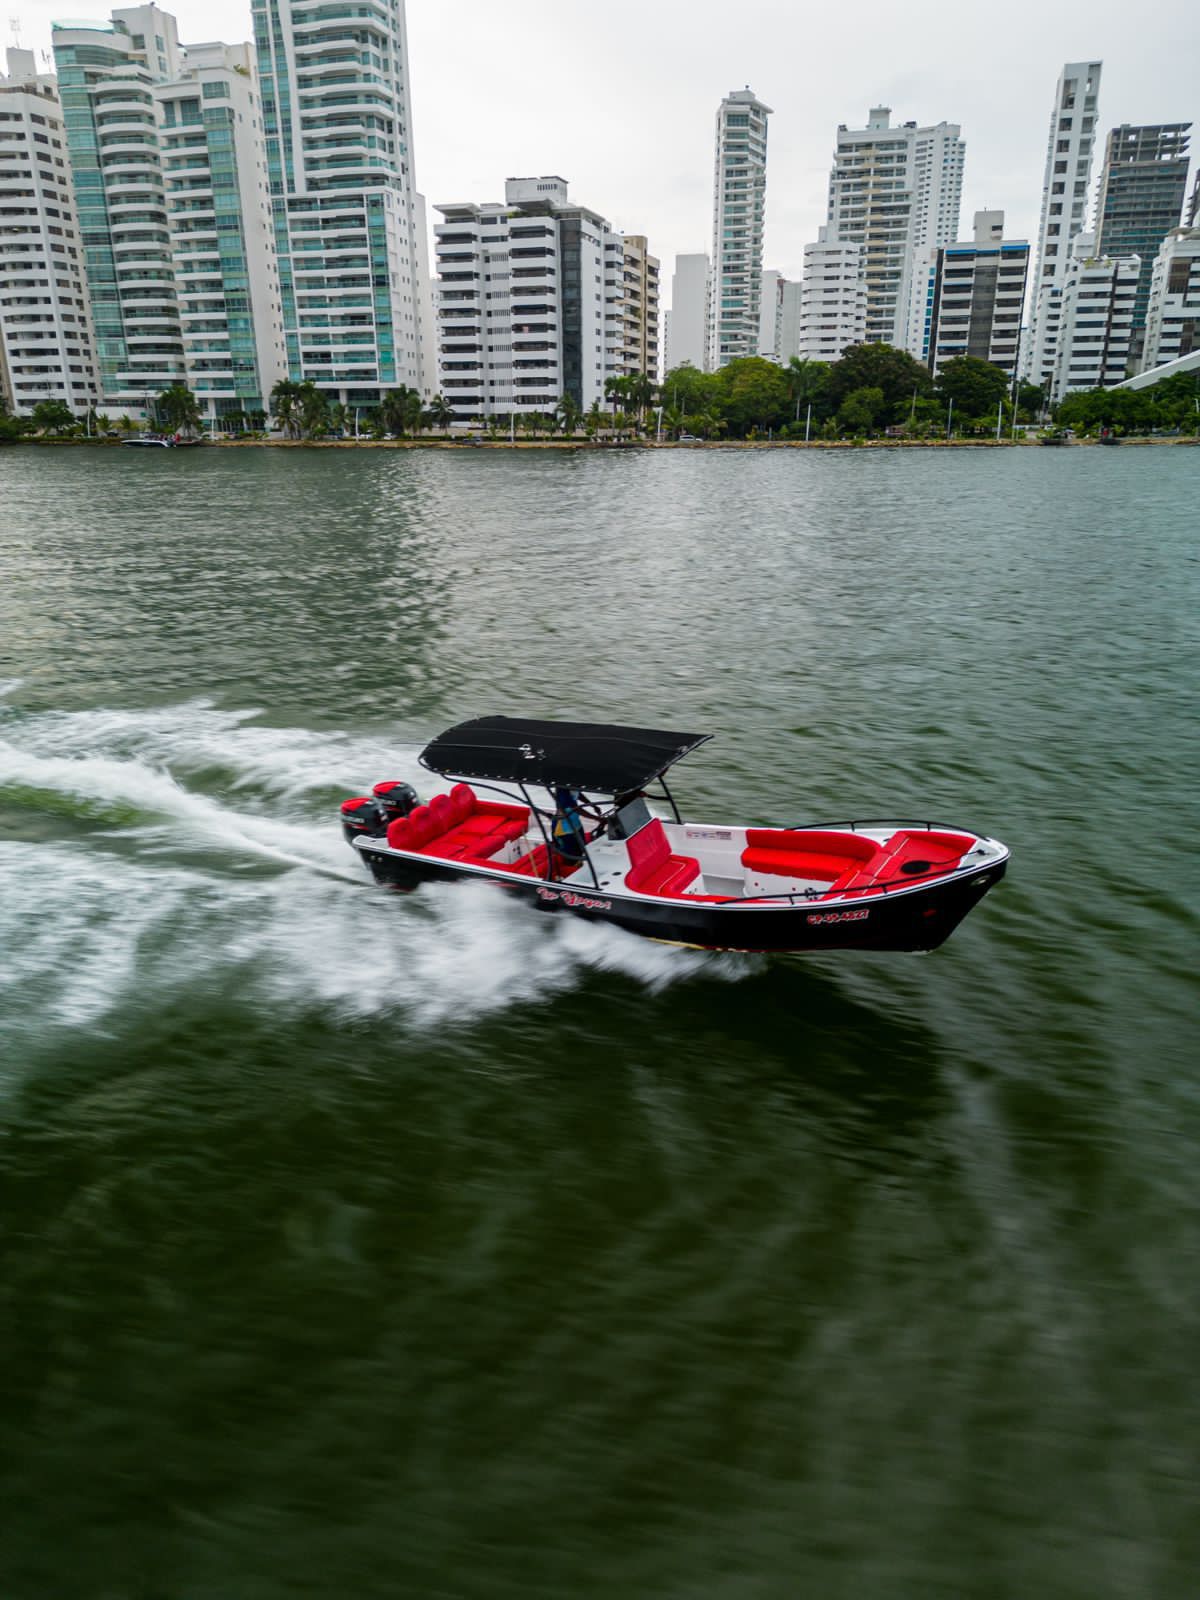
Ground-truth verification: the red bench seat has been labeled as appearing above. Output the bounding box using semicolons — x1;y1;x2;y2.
741;828;883;889
386;783;530;863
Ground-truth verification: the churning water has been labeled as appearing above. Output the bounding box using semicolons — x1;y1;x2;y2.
0;445;1197;1597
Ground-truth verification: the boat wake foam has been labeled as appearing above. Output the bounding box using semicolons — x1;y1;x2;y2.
0;701;752;1043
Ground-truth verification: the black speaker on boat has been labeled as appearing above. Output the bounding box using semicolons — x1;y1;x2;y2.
372;781;419;824
341;796;387;847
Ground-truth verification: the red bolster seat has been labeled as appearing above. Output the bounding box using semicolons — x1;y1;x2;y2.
625;819;700;897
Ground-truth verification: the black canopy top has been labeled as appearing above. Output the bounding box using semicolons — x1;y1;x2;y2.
419;716;711;794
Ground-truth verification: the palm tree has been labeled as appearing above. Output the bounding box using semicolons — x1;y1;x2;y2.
156;383;201;436
379;387;421;437
297;380;330;438
428;394;454;435
626;372;656;424
555;393;582;437
784;356;828;423
270;379;302;438
329;401;348;438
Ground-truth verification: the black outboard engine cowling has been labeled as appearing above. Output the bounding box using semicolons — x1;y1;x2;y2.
372;781;419;824
340;796;387;848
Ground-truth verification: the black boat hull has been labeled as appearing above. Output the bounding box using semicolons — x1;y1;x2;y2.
357;843;1007;953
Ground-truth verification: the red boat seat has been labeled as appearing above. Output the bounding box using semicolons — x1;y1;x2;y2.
625;819;700;897
386;784;530;862
741;828;882;888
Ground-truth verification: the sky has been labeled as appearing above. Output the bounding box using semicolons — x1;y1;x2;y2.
8;0;1199;307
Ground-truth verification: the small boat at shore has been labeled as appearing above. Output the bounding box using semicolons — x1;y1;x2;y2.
121;433;205;448
1038;430;1069;446
339;717;1010;953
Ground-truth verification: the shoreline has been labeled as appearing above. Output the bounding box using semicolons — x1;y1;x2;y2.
7;434;1198;452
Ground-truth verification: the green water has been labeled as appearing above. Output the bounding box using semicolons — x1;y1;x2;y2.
1;445;1197;1598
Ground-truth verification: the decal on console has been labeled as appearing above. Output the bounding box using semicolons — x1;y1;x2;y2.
684;827;733;841
807;909;871;926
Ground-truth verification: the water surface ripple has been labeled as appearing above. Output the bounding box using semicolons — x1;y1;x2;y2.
0;446;1197;1598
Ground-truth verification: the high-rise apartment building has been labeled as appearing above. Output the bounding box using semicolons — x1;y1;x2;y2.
793;226;866;363
1141;226;1200;372
53;8;284;423
1025;61;1103;388
614;234;660;378
251;0;431;403
1048;232;1139;405
0;48;99;416
155;43;285;422
665;252;707;370
52;8;187;413
776;279;803;363
433;175;623;422
1094;123;1191;358
926;210;1029;380
826;106;964;354
757;268;783;359
708;88;771;369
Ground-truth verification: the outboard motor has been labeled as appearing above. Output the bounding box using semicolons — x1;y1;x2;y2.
340;796;387;848
372;781;419;825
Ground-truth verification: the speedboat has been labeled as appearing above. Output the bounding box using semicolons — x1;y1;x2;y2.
339;717;1010;953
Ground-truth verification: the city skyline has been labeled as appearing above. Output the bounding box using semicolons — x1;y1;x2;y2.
7;0;1199;313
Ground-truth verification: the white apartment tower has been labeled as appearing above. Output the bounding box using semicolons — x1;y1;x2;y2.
926;211;1029;379
794;225;866;362
1048;231;1139;405
666;252;708;370
0;48;99;416
1025;61;1103;388
708;88;771;369
1141;226;1200;372
154;43;285;423
433;175;624;422
827;106;964;353
251;0;431;402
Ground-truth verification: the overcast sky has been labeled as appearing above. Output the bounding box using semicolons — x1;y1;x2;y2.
10;0;1199;303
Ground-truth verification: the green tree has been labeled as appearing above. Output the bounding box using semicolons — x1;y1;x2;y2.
836;386;886;435
328;401;348;437
661;362;719;416
555;393;582;436
270;379;302;438
1017;382;1045;419
719;356;791;435
296;380;330;438
428;394;455;434
783;356;831;423
380;387;421;437
31;399;78;435
827;342;933;424
935;356;1010;420
156;384;201;435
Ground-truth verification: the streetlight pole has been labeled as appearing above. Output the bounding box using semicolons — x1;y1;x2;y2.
805;402;812;443
946;396;954;439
